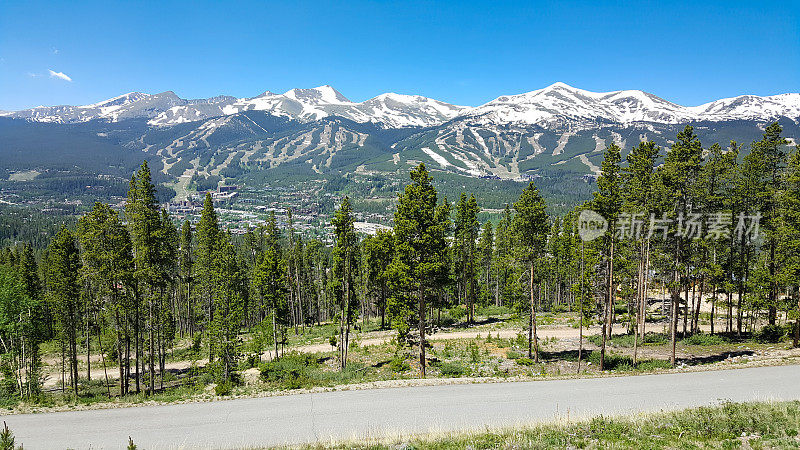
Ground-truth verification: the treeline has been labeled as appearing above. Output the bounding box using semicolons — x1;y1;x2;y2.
0;123;799;399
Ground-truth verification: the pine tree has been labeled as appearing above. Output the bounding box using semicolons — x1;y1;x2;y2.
179;220;193;336
622;140;659;363
780;147;800;346
125;161;167;394
454;194;480;323
733;142;763;334
477;221;494;309
46;226;81;396
389;164;449;377
195;193;220;361
592;143;622;370
331;197;358;369
750;123;788;325
493;205;513;307
512;181;549;362
77;202;134;396
251;211;288;359
210;233;246;383
363;230;394;329
659;125;704;366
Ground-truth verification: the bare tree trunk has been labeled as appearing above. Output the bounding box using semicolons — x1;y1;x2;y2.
86;299;91;382
600;239;614;371
149;295;155;395
96;310;111;398
670;266;679;367
577;241;584;374
419;286;426;377
695;275;704;334
794;289;800;348
530;262;539;363
633;241;644;366
641;239;650;338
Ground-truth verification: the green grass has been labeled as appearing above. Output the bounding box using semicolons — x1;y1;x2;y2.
682;333;730;346
306;401;800;449
586;351;671;372
586;332;668;348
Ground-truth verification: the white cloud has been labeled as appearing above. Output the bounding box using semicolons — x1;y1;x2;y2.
51;47;59;55
48;69;72;82
27;72;39;78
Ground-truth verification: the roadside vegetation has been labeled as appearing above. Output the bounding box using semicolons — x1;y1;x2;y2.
307;401;800;449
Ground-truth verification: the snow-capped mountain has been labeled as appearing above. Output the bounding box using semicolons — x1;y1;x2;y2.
2;85;467;129
465;82;800;129
688;93;800;121
4;83;798;130
150;86;467;128
3;91;183;123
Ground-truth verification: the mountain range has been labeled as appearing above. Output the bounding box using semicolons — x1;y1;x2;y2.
5;83;800;129
1;82;799;205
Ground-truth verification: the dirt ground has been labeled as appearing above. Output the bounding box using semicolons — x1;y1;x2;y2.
39;318;799;390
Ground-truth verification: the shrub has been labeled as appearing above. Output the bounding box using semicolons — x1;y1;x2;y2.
641;332;669;345
214;381;232;396
190;334;202;354
588;351;632;371
468;342;480;363
587;332;667;348
682;333;728;346
636;359;672;371
757;325;785;343
0;362;16;398
259;352;320;389
477;305;513;317
449;305;467;322
516;357;534;366
0;421;17;450
389;357;410;373
439;361;466;377
439;316;456;327
239;354;261;370
506;349;523;360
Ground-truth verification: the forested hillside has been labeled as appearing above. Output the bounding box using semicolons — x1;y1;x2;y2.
0;122;798;404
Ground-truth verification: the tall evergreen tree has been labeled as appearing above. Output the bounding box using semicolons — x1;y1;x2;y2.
592;143;622;370
126;161;166;394
251;212;288;359
77;202;134;396
659;125;704;366
389;164;449;377
45;227;81;396
477;221;494;308
195;193;220;361
512;181;549;362
331;197;358;369
178;220;193;336
622;140;659;363
780;147;800;346
750;123;788;325
210;233;246;384
363;230;394;329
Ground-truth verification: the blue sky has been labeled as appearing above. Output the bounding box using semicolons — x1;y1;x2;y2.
1;0;798;110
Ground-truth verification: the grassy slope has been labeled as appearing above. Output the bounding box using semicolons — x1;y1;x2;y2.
308;401;800;449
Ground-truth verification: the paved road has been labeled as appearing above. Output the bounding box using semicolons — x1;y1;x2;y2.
6;365;800;449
